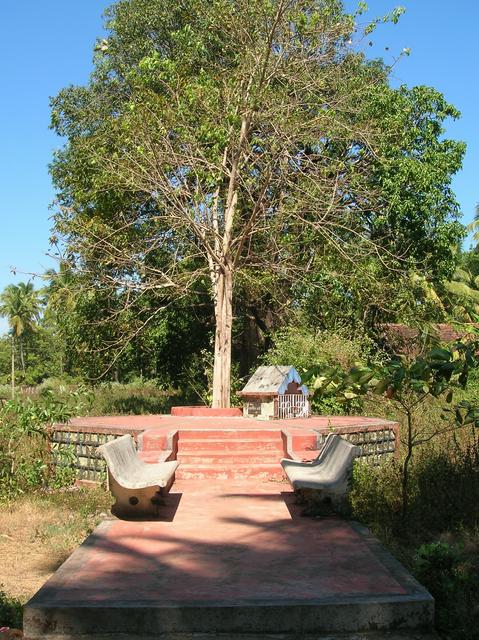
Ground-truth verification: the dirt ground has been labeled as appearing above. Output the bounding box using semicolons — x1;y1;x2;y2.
0;489;111;601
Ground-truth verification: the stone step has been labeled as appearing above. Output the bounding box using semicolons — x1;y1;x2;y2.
175;463;284;480
178;437;285;452
24;594;435;638
177;429;283;440
140;432;170;451
22;632;441;640
291;448;320;462
176;450;282;465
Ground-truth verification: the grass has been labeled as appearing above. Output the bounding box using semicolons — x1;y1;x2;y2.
0;486;112;623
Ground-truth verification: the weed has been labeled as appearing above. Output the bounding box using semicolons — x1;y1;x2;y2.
414;541;479;638
0;586;22;629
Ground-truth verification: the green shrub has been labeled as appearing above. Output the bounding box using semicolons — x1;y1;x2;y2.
414;542;479;638
49;445;78;489
35;378;182;416
0;585;22;628
0;394;81;500
0;384;11;401
414;541;458;598
409;447;479;534
349;459;402;538
349;441;479;542
88;381;181;415
265;325;373;371
263;325;375;414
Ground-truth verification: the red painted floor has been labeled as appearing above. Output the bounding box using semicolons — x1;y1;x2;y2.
68;414;393;432
35;479;407;605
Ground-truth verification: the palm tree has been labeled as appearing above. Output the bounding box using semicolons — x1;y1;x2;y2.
42;264;76;376
443;266;479;321
467;203;479;251
0;282;41;397
42;263;76;312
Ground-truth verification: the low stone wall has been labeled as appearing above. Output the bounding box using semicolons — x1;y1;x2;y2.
51;425;144;484
314;423;398;465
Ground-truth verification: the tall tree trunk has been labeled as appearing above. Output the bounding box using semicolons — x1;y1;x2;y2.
401;409;414;523
19;336;25;373
212;267;233;408
11;335;15;399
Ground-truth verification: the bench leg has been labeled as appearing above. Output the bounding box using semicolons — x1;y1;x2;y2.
298;489;339;517
108;474;167;519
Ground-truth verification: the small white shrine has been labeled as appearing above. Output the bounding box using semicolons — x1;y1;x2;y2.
239;365;310;420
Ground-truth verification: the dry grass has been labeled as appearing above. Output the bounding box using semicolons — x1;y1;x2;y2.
0;488;112;601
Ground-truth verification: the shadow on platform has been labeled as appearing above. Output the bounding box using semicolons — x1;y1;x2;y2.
24;481;434;639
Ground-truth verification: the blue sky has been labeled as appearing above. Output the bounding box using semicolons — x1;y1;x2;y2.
0;1;477;333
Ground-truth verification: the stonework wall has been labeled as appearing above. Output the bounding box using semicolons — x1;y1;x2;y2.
51;426;143;483
315;426;397;465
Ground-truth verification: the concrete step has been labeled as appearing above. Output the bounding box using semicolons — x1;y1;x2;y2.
175;463;284;480
23;487;435;640
24;595;435;638
177;429;283;440
176;450;282;465
141;432;170;451
178;437;285;452
291;448;320;461
138;451;162;463
22;632;441;640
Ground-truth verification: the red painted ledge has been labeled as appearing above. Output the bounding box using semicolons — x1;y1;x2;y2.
171;406;243;417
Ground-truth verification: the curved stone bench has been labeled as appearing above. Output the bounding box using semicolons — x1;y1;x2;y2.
99;434;179;518
281;433;360;509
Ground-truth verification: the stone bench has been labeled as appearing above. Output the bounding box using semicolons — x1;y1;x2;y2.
99;434;179;518
281;433;360;509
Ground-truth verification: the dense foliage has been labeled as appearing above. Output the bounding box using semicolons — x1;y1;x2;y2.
0;391;93;500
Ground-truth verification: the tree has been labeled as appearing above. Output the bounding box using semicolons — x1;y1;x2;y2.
442;265;479;322
0;282;41;397
50;0;464;406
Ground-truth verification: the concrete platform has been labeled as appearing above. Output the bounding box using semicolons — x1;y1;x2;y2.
63;414;399;479
24;480;434;639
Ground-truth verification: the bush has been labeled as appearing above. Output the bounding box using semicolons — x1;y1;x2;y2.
34;377;183;415
263;325;375;414
0;384;11;401
265;325;373;371
414;542;479;638
349;444;479;640
0;586;22;629
349;440;479;541
0;394;80;500
409;446;479;534
88;380;181;415
349;459;402;538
